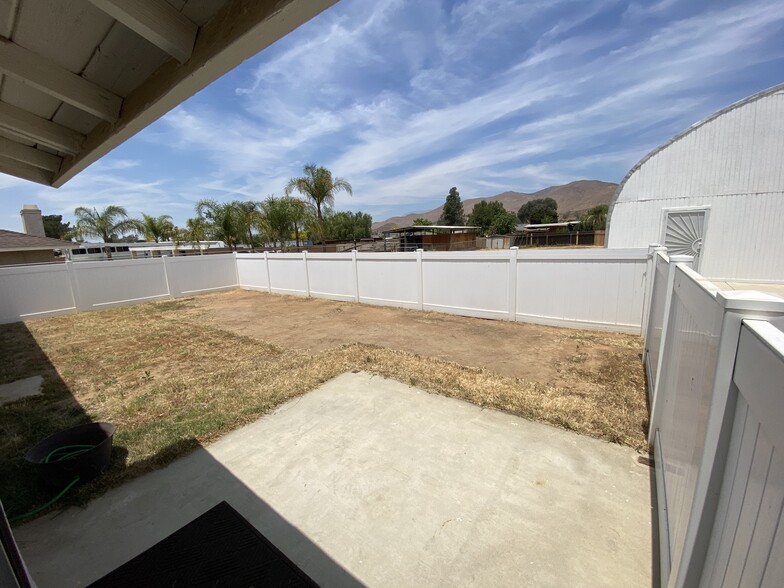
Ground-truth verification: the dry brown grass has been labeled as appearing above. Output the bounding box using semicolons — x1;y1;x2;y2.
0;296;647;520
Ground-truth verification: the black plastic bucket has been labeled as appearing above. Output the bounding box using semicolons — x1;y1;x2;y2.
25;422;115;489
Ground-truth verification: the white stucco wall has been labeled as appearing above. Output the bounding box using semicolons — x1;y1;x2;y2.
607;85;784;281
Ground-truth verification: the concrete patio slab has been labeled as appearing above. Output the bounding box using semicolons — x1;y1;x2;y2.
0;375;43;405
14;372;653;587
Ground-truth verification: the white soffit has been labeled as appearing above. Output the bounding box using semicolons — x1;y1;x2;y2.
0;0;339;187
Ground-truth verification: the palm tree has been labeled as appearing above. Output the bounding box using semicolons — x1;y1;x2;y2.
140;214;174;243
580;205;609;231
285;164;352;220
184;217;209;254
261;195;307;247
72;205;142;242
71;205;142;258
195;199;242;250
233;201;262;250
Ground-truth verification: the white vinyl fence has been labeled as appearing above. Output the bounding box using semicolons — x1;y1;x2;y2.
645;253;784;586
237;248;649;332
2;249;649;331
0;254;238;323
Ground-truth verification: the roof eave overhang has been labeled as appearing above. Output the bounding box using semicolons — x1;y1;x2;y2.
0;0;339;188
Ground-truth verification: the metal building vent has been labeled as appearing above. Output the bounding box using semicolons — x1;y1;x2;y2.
663;209;707;264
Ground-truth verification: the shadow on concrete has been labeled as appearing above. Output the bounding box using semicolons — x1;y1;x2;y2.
15;438;363;587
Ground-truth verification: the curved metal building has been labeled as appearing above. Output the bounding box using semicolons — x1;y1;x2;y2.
606;84;784;281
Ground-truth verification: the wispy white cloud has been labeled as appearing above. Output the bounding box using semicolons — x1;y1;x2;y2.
2;0;783;227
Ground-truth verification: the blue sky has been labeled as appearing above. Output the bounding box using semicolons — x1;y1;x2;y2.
2;0;783;230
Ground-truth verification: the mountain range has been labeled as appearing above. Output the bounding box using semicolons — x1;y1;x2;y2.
371;180;618;232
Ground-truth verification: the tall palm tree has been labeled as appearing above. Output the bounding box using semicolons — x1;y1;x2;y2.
284;164;352;220
72;205;142;242
259;195;296;249
71;206;142;258
195;199;242;250
233;200;262;250
140;214;174;243
184;217;209;254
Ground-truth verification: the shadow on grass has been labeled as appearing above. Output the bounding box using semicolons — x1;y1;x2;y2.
2;323;359;586
0;321;96;518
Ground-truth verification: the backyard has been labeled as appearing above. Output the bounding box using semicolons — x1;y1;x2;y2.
0;289;648;520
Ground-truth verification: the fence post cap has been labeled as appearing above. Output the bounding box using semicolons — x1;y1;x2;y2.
717;290;784;313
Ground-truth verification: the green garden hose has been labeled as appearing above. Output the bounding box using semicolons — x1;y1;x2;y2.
8;443;98;523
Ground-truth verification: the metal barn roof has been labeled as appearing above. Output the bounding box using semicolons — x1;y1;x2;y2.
0;0;337;187
383;225;480;234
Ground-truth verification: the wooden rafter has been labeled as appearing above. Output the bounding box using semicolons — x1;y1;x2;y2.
0;101;85;155
0;136;62;172
0;37;122;122
0;154;54;185
87;0;198;64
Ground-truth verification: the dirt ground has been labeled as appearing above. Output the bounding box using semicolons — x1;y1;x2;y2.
186;289;643;395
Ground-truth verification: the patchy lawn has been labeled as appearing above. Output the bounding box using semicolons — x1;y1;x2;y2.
0;293;647;521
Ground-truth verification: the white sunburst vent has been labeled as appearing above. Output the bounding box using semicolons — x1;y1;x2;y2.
662;208;709;269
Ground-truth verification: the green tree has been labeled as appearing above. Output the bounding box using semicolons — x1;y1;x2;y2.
577;204;609;231
233;201;263;250
288;198;309;247
195;199;244;250
285;164;353;220
140;214;174;242
72;205;143;243
517;197;558;225
413;218;433;226
467;201;519;236
42;215;72;240
437;187;464;225
325;211;372;242
259;195;297;249
184;217;209;253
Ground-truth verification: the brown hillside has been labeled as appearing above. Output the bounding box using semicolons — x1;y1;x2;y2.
372;180;618;232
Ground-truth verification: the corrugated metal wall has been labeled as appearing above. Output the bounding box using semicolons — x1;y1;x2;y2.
607;87;784;281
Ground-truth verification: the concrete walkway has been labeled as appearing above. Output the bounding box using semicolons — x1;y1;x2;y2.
15;372;653;587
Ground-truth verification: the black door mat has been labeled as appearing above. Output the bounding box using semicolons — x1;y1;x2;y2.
88;501;318;587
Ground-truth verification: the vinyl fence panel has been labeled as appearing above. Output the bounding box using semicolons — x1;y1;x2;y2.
0;263;75;322
306;253;356;302
267;253;308;295
699;320;784;587
235;253;269;291
422;251;511;319
70;258;170;310
356;252;419;309
515;249;647;333
166;254;237;296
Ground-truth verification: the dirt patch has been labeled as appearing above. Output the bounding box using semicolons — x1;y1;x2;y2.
188;289;642;395
0;291;647;521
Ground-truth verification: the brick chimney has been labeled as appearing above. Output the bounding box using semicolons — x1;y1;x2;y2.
20;204;46;238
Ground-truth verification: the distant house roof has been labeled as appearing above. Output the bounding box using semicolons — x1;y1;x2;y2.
383;225;480;235
0;229;78;252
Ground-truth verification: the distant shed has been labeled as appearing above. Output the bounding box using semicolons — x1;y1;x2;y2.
606;83;784;281
382;226;479;251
